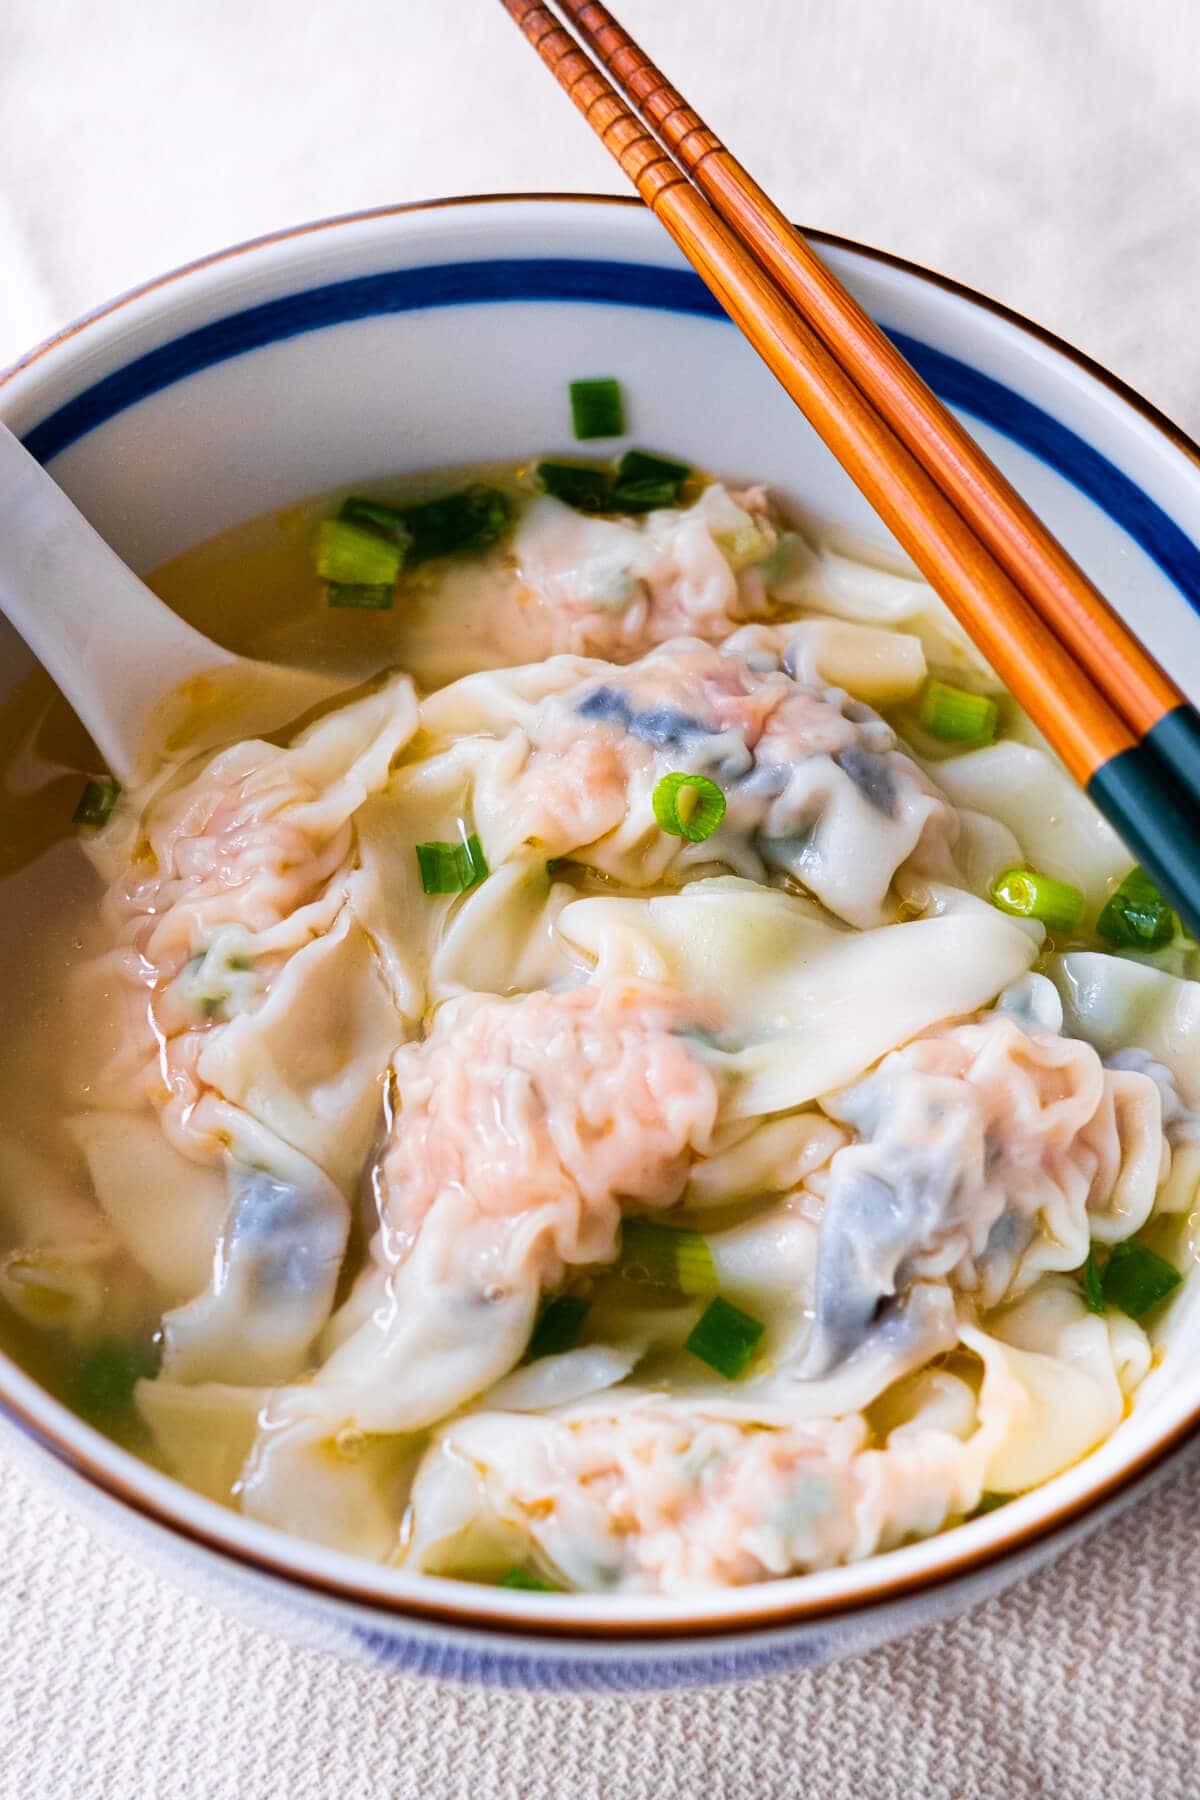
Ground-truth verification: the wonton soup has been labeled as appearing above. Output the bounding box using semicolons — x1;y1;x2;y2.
0;438;1195;1596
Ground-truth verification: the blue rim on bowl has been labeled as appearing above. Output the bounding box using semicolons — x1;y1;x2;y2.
3;192;1200;1647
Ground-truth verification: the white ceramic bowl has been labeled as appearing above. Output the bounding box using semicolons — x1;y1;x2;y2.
3;195;1200;1690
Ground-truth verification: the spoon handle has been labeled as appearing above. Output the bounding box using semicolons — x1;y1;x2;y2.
0;423;237;781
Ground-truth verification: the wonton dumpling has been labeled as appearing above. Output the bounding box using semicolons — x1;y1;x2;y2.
410;632;960;928
511;484;778;660
90;673;418;954
404;1395;986;1593
74;677;417;1179
801;1008;1166;1375
378;979;719;1284
456;638;959;928
558;879;1040;1116
239;976;722;1519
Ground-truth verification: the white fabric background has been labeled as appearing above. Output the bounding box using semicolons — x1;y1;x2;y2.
1;2;1200;1793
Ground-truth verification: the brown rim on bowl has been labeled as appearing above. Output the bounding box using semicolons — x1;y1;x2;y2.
2;192;1200;1644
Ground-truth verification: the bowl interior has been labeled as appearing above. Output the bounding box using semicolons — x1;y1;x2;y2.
3;194;1200;1637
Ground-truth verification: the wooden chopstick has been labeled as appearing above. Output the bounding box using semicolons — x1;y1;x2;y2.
501;0;1200;936
556;0;1200;801
501;3;1124;771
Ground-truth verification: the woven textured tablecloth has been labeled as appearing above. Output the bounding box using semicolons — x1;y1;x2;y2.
2;3;1200;1793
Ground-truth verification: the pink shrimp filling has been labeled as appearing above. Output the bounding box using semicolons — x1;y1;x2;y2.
85;743;359;1148
475;1402;982;1590
377;981;721;1284
514;485;780;662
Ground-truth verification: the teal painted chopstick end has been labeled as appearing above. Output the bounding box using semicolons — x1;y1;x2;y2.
1088;742;1200;938
1145;702;1200;811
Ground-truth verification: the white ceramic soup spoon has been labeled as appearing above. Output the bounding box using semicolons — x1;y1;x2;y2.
0;423;346;783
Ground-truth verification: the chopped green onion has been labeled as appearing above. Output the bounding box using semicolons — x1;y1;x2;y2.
415;833;489;895
1101;1240;1182;1320
536;448;693;514
536;461;614;512
613;449;691;513
1097;866;1175;950
918;679;998;746
619;1218;718;1296
616;448;691;485
338;496;414;549
973;1492;1014;1516
314;518;403;587
401;485;512;565
1082;1245;1105;1315
524;1295;589;1362
339;486;511;567
569;377;624;440
611;478;678;515
990;867;1086;934
498;1566;560;1592
72;777;120;829
652;771;727;843
326;582;395;611
73;1336;160;1427
684;1296;764;1380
